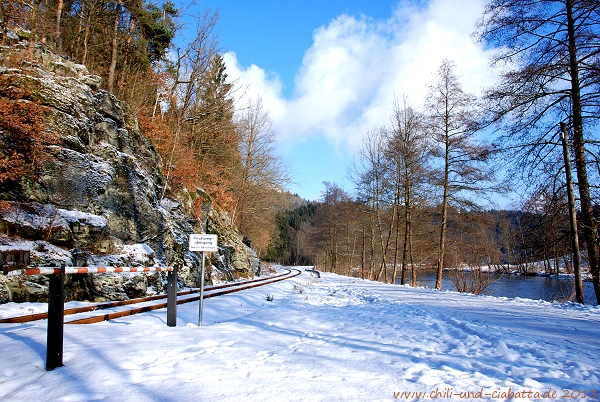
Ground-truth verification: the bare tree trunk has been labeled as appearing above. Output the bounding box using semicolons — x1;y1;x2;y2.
409;222;417;286
377;206;396;283
392;182;401;284
55;0;63;53
81;4;93;65
333;227;338;273
348;233;356;277
28;1;42;56
107;1;121;93
361;226;366;279
401;205;409;285
561;122;584;304
436;137;450;290
565;0;600;304
369;211;375;280
402;176;416;286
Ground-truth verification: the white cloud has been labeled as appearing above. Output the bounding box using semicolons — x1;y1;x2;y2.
222;52;287;122
223;0;495;154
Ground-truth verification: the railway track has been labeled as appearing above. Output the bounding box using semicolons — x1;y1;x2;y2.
0;269;301;325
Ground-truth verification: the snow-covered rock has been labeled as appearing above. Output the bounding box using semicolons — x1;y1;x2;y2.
0;44;258;302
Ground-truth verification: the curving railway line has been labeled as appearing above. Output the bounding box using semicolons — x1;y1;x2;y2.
0;269;301;325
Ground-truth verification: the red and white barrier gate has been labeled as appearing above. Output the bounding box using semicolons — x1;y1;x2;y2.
8;264;177;371
9;266;174;275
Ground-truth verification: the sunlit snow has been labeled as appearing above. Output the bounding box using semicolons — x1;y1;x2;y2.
1;268;598;401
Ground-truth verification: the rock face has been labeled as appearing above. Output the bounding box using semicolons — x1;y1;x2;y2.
0;43;259;303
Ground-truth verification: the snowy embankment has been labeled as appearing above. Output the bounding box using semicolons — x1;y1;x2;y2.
1;268;599;402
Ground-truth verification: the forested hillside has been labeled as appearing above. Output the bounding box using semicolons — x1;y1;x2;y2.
268;199;590;279
0;1;301;303
0;1;295;259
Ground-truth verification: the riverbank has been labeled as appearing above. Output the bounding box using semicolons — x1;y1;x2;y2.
405;267;598;306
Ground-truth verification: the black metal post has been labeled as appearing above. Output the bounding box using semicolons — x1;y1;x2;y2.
46;264;65;371
167;265;177;327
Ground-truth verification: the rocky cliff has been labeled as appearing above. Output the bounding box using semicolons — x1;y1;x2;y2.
0;42;259;303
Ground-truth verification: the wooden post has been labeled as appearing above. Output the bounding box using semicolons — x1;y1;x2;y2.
561;122;584;304
46;264;65;371
167;265;177;327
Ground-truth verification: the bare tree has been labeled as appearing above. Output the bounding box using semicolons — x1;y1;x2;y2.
106;0;123;93
448;268;496;295
233;96;291;251
1;1;32;45
385;95;429;285
426;59;493;290
154;9;219;204
184;53;239;205
476;0;600;304
351;129;394;281
54;0;64;52
309;182;353;274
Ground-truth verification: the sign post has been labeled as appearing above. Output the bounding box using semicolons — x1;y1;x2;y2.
189;234;218;326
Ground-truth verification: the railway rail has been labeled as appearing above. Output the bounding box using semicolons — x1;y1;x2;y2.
0;269;301;325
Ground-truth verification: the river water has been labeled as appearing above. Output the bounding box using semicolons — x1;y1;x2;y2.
403;270;598;306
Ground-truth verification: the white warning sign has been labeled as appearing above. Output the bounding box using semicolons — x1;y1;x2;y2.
189;234;218;252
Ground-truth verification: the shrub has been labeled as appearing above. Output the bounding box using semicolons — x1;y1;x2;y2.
448;267;497;295
0;74;54;194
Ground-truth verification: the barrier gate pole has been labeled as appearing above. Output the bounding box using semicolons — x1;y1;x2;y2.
46;263;65;371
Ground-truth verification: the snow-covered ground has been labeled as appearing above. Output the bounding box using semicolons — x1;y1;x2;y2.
1;268;599;401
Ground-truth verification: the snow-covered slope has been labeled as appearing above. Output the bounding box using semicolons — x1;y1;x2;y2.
1;268;598;401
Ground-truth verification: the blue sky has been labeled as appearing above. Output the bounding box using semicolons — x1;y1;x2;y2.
180;0;496;201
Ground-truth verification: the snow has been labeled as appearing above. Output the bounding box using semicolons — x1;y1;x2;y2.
91;243;157;268
1;268;599;402
0;203;107;230
0;236;158;268
0;237;73;266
